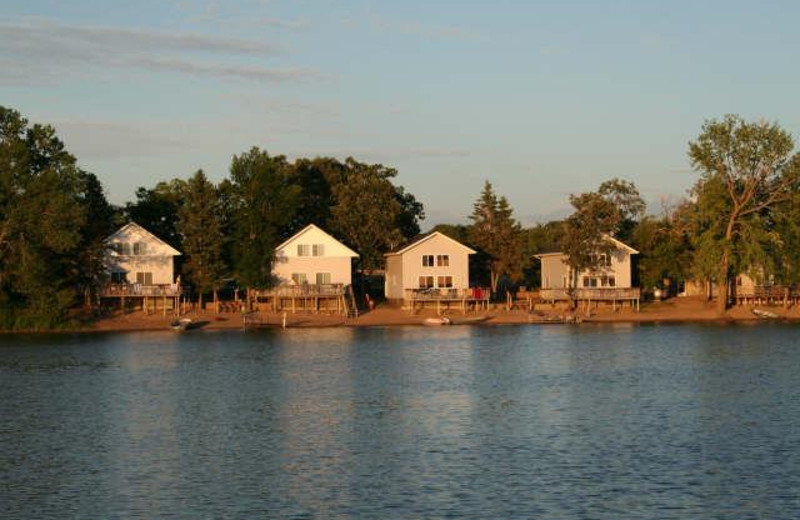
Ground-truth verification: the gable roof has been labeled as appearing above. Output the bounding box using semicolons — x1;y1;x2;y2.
276;224;359;257
385;231;476;256
105;222;182;256
533;234;638;259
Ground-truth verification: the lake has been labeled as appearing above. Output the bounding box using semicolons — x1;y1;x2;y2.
2;323;800;519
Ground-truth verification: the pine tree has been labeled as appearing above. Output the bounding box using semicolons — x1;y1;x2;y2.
178;170;227;308
468;181;524;296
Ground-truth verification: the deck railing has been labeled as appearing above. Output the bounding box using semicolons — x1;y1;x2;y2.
100;283;181;297
405;288;490;301
252;283;347;298
539;287;641;301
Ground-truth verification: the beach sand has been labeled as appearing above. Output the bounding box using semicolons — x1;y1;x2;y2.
79;295;800;333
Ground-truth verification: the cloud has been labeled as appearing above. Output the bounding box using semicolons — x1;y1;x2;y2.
130;57;319;81
0;18;317;83
0;19;280;55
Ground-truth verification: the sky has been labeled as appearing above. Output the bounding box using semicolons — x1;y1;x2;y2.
2;0;800;228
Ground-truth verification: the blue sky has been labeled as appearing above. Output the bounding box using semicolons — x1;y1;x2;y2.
3;1;799;227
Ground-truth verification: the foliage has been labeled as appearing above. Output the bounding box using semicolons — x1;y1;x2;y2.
688;114;800;311
560;192;621;295
177;170;227;302
597;178;645;241
329;158;423;271
228;148;301;289
468;181;524;295
124;179;186;249
0;106;111;329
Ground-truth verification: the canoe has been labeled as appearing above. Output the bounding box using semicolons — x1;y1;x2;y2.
752;308;780;319
423;317;451;326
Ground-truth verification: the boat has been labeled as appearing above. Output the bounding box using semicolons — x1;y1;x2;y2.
448;315;492;325
752;308;780;320
423;316;451;326
171;317;194;331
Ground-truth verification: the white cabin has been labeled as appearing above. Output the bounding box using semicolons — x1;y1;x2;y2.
384;231;476;302
536;235;638;289
104;222;181;287
273;224;358;286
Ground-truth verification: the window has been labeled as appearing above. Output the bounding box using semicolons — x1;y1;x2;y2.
419;276;434;289
316;272;331;285
312;244;325;257
436;255;449;267
437;276;453;288
590;278;598;288
135;272;153;286
422;255;434;267
583;276;590;288
111;272;127;284
133;242;147;255
121;243;132;255
110;243;122;254
297;244;311;257
608;276;615;287
292;273;308;284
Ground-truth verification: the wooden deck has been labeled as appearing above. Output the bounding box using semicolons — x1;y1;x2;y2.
734;285;800;306
99;283;181;316
250;284;358;317
538;287;641;311
405;288;490;314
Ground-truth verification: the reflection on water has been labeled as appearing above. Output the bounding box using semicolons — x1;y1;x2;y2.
2;324;800;518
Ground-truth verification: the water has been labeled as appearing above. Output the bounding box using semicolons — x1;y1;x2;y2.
2;323;800;519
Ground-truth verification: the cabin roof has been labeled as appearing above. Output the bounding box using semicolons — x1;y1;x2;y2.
385;231;476;256
105;222;181;256
276;224;359;257
533;234;638;259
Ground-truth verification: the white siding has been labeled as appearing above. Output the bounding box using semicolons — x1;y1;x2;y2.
105;223;180;285
273;225;357;285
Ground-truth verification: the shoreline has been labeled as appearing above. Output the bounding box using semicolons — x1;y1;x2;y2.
4;296;799;335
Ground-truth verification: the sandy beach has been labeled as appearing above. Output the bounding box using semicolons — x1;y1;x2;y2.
75;295;800;334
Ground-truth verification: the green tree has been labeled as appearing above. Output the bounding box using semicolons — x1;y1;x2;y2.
688;115;800;312
178;170;227;307
0;106;99;329
598;178;646;241
229;148;300;289
468;181;525;295
124;179;186;249
560;192;620;307
329;158;423;271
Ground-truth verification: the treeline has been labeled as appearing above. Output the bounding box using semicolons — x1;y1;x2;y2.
2;106;799;329
436;115;800;316
0;106;424;329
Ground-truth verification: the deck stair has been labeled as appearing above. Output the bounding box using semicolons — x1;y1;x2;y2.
344;285;359;318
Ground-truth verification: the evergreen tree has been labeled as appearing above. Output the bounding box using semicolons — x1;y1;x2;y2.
178;170;227;307
468;181;524;295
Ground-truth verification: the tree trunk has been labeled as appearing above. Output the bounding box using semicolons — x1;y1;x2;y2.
717;214;737;314
716;249;730;314
198;292;203;312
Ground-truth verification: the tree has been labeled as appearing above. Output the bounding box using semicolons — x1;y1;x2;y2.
0;106;102;329
178;170;227;307
328;158;423;271
598;178;645;242
688;115;800;313
125;179;186;249
560;192;620;307
229;148;300;289
468;181;524;295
